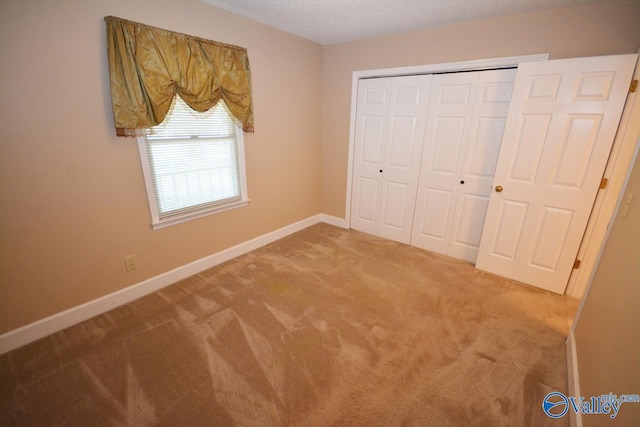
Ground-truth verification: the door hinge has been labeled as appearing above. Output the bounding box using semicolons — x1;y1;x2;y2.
573;259;581;269
599;177;609;189
631;79;638;93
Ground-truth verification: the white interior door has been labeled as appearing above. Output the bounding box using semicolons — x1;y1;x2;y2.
411;69;517;262
350;75;432;243
476;54;637;294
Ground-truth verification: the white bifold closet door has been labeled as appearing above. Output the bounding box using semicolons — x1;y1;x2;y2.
350;75;432;243
411;69;517;262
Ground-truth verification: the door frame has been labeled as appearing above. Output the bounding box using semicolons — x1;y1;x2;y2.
344;52;637;298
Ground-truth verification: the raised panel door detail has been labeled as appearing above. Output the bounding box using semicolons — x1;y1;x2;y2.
440;84;473;104
491;199;529;260
431;117;466;174
381;182;410;229
482;82;514;104
364;87;388;105
420;189;453;239
453;194;490;247
529;207;574;271
356;177;379;223
467;118;506;178
574;72;614;100
509;114;552;183
527;74;562;100
395;86;422;104
360;116;385;164
388;116;418;168
552;115;602;189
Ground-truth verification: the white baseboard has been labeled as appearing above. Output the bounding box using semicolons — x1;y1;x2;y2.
0;214;330;355
321;214;348;229
566;331;582;427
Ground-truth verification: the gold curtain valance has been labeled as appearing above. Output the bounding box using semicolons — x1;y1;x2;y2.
105;16;254;136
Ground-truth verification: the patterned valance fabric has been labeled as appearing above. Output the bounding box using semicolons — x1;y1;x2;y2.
104;16;254;136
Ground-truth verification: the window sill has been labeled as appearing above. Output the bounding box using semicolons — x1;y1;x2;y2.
151;199;249;230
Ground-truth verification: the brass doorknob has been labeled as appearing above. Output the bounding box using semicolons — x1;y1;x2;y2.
495;185;503;193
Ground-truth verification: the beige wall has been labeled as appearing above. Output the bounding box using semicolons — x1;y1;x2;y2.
573;142;640;426
321;0;640;217
0;0;323;333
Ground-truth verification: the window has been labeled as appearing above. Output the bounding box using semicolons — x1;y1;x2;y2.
137;96;248;229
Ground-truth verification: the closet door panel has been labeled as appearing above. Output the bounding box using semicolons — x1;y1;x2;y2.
378;116;416;233
411;73;478;252
377;75;432;243
448;69;517;262
350;79;391;235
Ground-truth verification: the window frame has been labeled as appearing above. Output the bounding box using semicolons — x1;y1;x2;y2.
136;111;249;230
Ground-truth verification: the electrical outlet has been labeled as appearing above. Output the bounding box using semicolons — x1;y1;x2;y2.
124;255;137;272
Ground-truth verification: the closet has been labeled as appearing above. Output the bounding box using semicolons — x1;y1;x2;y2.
350;68;516;261
349;54;637;294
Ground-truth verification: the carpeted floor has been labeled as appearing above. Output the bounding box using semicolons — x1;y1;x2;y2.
0;223;578;426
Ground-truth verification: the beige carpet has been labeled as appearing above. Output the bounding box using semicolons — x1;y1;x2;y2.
0;224;578;426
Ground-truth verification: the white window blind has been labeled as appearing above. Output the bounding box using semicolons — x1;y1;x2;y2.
139;96;247;227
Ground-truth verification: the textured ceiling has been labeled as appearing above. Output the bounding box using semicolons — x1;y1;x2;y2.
200;0;614;45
